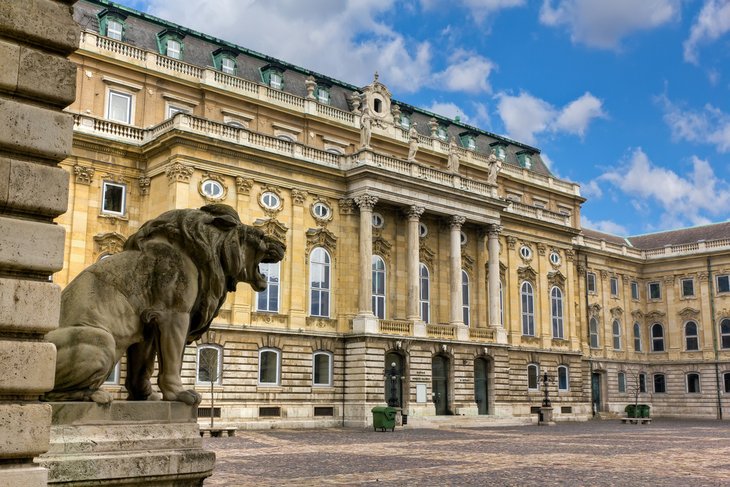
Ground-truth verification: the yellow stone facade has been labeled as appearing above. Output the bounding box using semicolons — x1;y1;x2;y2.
56;0;730;426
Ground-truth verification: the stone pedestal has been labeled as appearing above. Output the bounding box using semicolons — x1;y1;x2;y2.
35;402;215;486
538;406;555;426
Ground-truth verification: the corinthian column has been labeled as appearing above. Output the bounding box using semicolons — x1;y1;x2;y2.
487;224;507;343
354;194;378;316
449;216;466;326
406;206;424;321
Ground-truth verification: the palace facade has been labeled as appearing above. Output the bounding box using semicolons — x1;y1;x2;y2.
58;0;730;427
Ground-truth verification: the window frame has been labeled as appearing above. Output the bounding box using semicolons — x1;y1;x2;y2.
681;277;695;298
686;372;701;394
717;275;730;294
685;321;699;351
612;319;622;350
630;280;639;301
106;89;133;124
617;372;626;393
720;318;730;349
312;202;331;220
201;179;224;199
196;344;223;385
557;365;569;392
260;191;281;210
648;281;662;301
551;286;564;339
372;255;386;320
633;322;642;352
520;281;535;336
589;317;599;348
527;363;540;391
309;247;331;318
165;38;182;59
651;323;665;352
101;181;126;216
316;86;330;105
104;361;121;384
462;270;470;326
653;373;666;394
312;351;333;387
256;261;281;313
610;277;619;297
587;272;596;294
724;372;730;393
105;18;124;40
419;263;430;323
258;348;281;386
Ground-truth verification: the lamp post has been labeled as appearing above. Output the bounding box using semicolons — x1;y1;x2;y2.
388;362;399;407
542;371;552;408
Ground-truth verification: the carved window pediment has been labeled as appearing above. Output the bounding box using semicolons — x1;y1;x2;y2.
548;270;566;290
373;235;392;260
678;307;700;320
253;218;288;245
610;306;624;319
306;227;337;261
631;309;644;321
517;266;537;285
588;303;602;318
462;253;475;275
645;310;666;323
419;243;435;268
93;231;126;258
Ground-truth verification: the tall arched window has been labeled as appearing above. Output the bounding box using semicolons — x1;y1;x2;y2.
589;317;599;348
527;363;539;390
651;323;665;352
309;247;331;317
462;270;470;326
420;263;430;323
551;287;564;339
687;372;700;393
372;255;386;319
633;322;642;352
721;319;730;349
685;321;699;351
612;320;621;350
313;351;333;387
521;281;535;336
256;261;280;312
197;345;223;384
557;365;569;391
258;348;280;386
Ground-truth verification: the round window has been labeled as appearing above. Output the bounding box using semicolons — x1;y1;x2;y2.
460;231;467;246
372;212;384;228
261;192;281;210
419;222;428;238
201;179;224;199
550;251;561;265
312;202;331;219
519;245;532;259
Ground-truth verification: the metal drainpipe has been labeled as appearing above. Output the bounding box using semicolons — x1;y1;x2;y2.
707;257;723;420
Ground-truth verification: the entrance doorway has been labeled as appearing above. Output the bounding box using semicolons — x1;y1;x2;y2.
384;352;404;408
432;355;449;415
592;372;602;414
474;357;489;415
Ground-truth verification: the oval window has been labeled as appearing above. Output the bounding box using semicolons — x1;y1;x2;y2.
312;202;331;219
460;231;467;246
519;245;532;259
261;191;281;210
201;179;224;199
419;222;428;238
550;251;561;265
372;212;384;228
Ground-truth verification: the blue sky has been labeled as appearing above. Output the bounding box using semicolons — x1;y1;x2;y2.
113;0;730;237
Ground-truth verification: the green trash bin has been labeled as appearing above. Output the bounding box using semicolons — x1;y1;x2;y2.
372;406;397;431
624;404;637;418
638;404;650;418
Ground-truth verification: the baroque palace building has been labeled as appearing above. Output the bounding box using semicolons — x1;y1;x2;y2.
57;0;730;427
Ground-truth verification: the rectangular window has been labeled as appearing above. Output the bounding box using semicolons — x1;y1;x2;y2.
101;182;126;215
681;278;695;298
687;373;700;393
256;262;280;313
631;280;639;300
107;90;132;124
269;72;283;89
221;57;236;74
166;39;181;59
653;374;666;393
167;105;191;118
610;277;619;297
313;352;332;386
258;349;280;386
618;372;626;393
107;19;123;40
104;361;121;384
558;366;568;391
317;88;330;104
648;281;661;300
724;373;730;393
527;364;539;390
587;272;596;293
717;275;730;294
639;373;646;393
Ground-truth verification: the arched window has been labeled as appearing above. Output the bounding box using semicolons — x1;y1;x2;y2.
633;322;642;352
521;281;535;336
721;319;730;349
557;365;569;391
313;351;333;387
589;317;599;348
685;321;699;351
617;372;626;393
420;263;430;323
687;372;700;393
651;323;665;352
372;255;386;320
612;320;621;350
550;287;563;339
256;262;280;313
527;364;539;390
197;345;222;384
309;247;331;317
258;348;280;386
723;372;730;393
653;373;666;393
462;270;470;326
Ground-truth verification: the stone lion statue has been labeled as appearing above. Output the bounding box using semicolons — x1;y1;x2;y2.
44;204;285;405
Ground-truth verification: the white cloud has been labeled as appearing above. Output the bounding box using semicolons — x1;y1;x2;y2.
684;0;730;64
539;0;681;49
598;148;730;227
658;95;730;152
495;91;605;144
462;0;526;22
580;215;628;235
581;179;603;199
433;50;495;93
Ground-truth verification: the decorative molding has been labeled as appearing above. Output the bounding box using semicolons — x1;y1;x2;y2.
588;303;602;318
93;232;126;258
599;270;608;280
678;307;701;320
405;205;425;220
198;172;228;202
306;316;338;331
506;235;517;250
251;312;288;327
373;235;392;260
536;243;547;256
305;227;337;260
138;176;150;196
462;253;475;275
339;198;355;215
450;215;466;229
697;271;709;282
645;310;666;323
354;194;378;211
165;162;194;184
258;185;284;217
517;265;537;285
310;195;332;226
610;306;624;319
564;249;576;262
253;218;288;245
292;189;308;205
576;262;586;274
547;270;566;290
235;176;254;195
631;309;644;321
419;243;435;268
73;165;95;185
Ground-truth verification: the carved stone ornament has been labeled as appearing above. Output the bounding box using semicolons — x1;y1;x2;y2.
138;176;151;196
462;253;475;274
537;243;547;256
354;194;378;211
696;271;709;282
304;75;317;100
517;266;537;285
419;243;435;268
599;270;608;280
165;162;194;184
428;117;439;137
373;235;392;260
253;217;289;245
292;189;308;205
349;91;362;114
405;205;425;220
631;309;644;321
310;196;333;226
588;303;602;318
547;270;566;290
664;275;675;285
258;185;284;217
361;71;393;124
506;235;517;250
339;198;356;215
610;306;624;319
678;307;700;320
198;172;228;202
449;215;466;230
565;249;576;262
645;310;666;322
305;227;337;261
235;176;254;195
576;262;586;274
93;232;126;258
74;165;95;185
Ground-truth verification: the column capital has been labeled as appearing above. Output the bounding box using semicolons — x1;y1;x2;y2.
405;205;425;220
450;215;466;229
354;194;378;211
487;223;503;237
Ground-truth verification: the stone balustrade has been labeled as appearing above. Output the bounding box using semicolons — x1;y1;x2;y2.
577;234;730;260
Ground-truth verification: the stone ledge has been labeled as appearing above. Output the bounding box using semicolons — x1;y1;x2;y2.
0;158;69;217
0;216;65;273
0;403;52;458
0;278;61;334
0;98;73;161
0;340;56;393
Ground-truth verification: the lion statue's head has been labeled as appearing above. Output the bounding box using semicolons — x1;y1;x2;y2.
124;204;285;340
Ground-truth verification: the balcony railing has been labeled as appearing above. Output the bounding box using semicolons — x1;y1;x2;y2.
577;234;730;260
379;320;413;335
427;324;456;339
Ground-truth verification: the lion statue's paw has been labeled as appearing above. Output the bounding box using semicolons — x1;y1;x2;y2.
90;390;113;404
166;389;202;405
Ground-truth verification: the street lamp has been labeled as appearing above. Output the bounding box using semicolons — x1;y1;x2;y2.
542;371;552;407
388;362;399;407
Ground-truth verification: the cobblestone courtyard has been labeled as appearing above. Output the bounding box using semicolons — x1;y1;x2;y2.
202;419;730;486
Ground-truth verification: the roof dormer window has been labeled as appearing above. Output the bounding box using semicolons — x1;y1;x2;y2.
98;8;127;41
490;141;507;160
317;86;330;104
261;64;285;90
157;29;186;60
212;48;238;75
437;126;448;140
400;114;411;129
517;150;534;169
459;133;476;150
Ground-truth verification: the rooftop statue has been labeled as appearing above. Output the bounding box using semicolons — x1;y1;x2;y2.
487;152;502;185
407;122;419;161
360;105;373;149
44;204;285;405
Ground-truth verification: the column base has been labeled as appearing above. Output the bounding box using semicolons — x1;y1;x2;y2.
352;314;379;334
491;326;508;344
539;406;556;426
413;320;427;337
454;324;469;341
